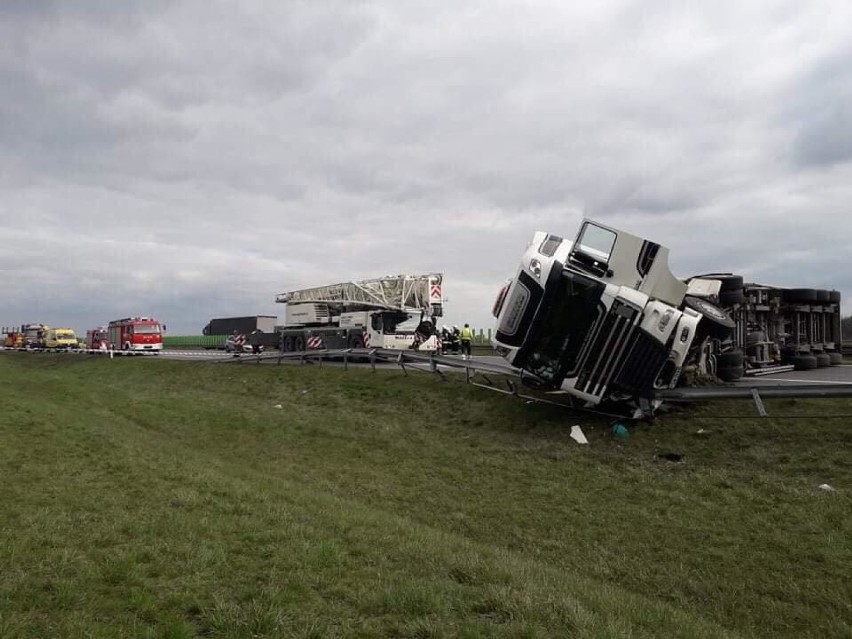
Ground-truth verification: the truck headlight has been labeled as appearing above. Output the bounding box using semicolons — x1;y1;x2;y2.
529;258;542;278
657;309;674;331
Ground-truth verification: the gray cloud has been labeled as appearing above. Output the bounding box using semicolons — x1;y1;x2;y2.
2;0;852;337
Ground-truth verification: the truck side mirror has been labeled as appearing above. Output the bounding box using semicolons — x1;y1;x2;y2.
162;324;167;332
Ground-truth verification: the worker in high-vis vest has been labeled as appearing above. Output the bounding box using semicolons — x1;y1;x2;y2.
460;323;474;359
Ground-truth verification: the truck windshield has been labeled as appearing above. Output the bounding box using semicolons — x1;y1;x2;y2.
133;325;161;334
522;270;604;383
56;332;74;339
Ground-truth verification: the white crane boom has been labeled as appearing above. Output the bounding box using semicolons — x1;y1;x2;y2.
276;273;443;315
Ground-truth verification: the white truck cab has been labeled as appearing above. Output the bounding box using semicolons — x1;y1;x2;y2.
492;219;717;406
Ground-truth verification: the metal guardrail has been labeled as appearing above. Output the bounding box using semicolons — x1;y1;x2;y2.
5;344;852;418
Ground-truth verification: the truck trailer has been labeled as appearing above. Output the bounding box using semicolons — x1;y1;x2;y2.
202;315;279;350
202;315;277;336
696;276;843;377
275;274;443;353
491;218;842;408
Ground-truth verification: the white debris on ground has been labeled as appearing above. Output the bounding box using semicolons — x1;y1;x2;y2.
569;425;589;445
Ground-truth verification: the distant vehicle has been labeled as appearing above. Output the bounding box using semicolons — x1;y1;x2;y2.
203;315;277;336
22;323;48;347
85;327;109;350
2;328;24;348
107;317;164;352
224;334;253;353
44;327;78;349
203;316;278;350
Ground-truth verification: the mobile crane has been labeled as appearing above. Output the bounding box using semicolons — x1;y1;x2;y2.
275;273;444;352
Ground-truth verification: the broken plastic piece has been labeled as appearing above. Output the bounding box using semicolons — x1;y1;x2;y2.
611;423;629;439
569;425;589;445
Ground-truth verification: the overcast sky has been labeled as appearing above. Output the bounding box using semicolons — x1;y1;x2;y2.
2;0;851;336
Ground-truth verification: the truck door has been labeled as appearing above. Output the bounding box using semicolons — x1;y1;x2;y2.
570;219;687;306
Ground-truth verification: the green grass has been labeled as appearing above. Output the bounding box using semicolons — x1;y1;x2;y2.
1;354;851;638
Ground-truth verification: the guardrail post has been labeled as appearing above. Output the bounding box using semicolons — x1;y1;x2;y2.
751;388;768;417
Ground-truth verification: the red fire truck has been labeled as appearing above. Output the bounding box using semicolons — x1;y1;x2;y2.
107;317;164;352
85;327;109;350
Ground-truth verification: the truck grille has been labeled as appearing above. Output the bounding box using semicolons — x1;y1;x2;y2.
575;302;639;397
612;332;669;396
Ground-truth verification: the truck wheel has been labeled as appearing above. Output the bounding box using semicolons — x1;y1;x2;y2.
717;366;744;382
123;342;131;351
281;336;294;352
793;354;818;371
814;353;831;368
293;336;305;352
828;290;841;303
349;335;365;349
782;288;817;304
683;296;735;340
815;289;830;303
717;350;744;369
718;289;745;307
828;352;843;366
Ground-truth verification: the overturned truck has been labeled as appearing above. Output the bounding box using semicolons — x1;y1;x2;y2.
491;219;842;408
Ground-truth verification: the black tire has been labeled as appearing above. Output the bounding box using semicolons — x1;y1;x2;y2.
717;350;744;368
717;365;744;382
793;354;818;371
816;289;830;303
718;289;745;307
780;346;797;364
828;352;843;366
782;288;817;304
683;296;736;340
348;334;365;349
691;273;743;291
281;335;294;352
293;336;305;352
828;290;841;303
814;353;831;368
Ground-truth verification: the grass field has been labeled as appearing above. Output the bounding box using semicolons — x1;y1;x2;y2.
1;353;850;638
